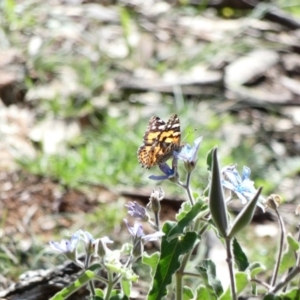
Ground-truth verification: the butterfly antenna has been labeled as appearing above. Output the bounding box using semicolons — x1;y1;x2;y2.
182;128;197;143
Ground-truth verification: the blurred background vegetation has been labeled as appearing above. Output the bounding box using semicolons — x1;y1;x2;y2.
1;0;300;297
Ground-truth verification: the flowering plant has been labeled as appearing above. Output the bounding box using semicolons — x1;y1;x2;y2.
49;125;300;300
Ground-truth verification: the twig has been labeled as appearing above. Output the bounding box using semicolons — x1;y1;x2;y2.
270;207;286;287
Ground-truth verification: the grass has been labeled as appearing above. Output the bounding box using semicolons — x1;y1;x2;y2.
16;104;231;190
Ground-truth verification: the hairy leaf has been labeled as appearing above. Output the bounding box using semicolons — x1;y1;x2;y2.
147;221;198;300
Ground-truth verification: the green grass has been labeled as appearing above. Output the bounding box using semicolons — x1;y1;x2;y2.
16;101;281;197
17;115;140;187
15;103;228;190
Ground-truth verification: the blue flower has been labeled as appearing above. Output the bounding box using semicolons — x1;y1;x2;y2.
49;231;79;260
78;230;95;244
149;161;177;181
76;230;96;255
222;165;265;212
176;137;202;171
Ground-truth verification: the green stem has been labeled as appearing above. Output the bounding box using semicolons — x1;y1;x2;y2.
225;238;237;300
250;278;270;290
84;250;95;296
177;171;194;205
185;171;194;205
270;248;300;293
270;207;285;287
104;271;114;300
175;271;183;300
270;265;300;293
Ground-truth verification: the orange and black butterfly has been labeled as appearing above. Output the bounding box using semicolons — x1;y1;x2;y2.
137;114;181;169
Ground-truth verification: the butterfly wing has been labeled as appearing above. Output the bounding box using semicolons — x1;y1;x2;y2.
137;114;181;169
163;114;181;149
138;116;166;168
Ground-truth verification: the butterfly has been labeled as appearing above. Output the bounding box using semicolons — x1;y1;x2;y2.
137;114;181;169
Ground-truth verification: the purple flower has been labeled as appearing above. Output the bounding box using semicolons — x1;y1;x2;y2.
124;219;164;242
176;137;202;170
124;219;144;239
125;201;149;221
222;165;265;212
124;219;165;258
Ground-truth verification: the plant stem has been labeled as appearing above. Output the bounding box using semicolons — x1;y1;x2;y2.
175;216;204;300
250;279;271;290
269;265;300;293
225;238;237;300
104;271;114;300
270;207;285;287
184;171;194;205
84;251;95;296
298;222;300;287
270;246;300;293
175;270;183;300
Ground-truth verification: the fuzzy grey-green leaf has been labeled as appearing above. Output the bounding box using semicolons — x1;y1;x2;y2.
209;148;228;237
227;187;263;239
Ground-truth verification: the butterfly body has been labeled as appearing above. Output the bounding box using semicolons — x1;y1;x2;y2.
137;114;181;169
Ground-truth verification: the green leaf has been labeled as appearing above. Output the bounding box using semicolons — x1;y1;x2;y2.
89;263;102;272
196;259;223;297
121;279;131;297
93;296;104;300
279;234;299;274
247;262;267;296
206;148;214;171
263;294;282;300
233;237;249;271
287;234;300;251
49;270;96;300
235;272;248;294
95;289;104;297
248;262;266;278
251;282;257;296
110;294;129;300
195;286;213;300
183;286;194;300
193;191;201;201
168;200;207;240
279;287;300;300
120;242;132;255
209;148;228;237
147;221;198;300
176;198;208;223
105;264;138;282
176;201;192;221
142;252;160;277
226;187;263;239
219;272;248;300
